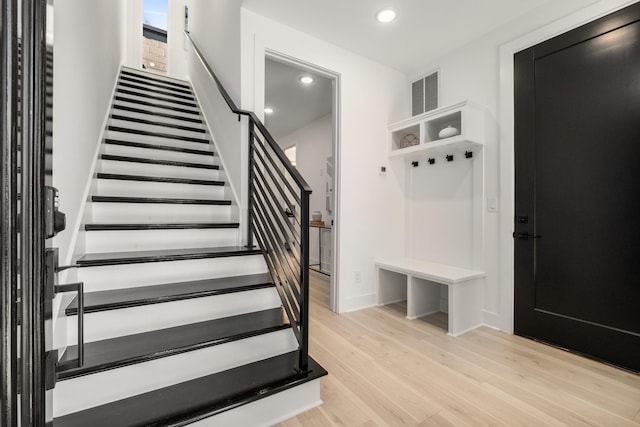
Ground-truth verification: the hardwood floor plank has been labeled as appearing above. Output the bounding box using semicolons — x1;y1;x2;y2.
276;272;640;427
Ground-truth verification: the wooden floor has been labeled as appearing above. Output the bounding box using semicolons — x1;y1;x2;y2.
277;270;640;426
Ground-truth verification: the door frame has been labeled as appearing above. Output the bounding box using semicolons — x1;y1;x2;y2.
498;0;638;334
263;49;342;313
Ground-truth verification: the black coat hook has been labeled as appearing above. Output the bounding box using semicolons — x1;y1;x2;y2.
411;161;419;167
465;151;473;159
428;158;435;165
446;154;454;162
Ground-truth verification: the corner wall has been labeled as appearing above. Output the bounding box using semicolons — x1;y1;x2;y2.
184;0;244;222
241;9;409;312
53;0;126;263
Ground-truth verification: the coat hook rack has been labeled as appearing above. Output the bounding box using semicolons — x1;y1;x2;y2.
428;158;435;165
411;161;419;167
446;154;454;162
465;151;473;159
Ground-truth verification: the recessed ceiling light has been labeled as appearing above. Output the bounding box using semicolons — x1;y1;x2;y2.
299;76;314;84
376;9;396;23
264;107;274;114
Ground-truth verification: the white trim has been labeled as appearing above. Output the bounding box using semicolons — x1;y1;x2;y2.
187;379;322;427
341;293;377;313
263;49;343;314
498;0;638;334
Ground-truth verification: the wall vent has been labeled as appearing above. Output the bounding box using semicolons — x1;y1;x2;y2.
412;71;439;116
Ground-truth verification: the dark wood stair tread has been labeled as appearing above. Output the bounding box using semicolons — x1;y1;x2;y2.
100;154;218;170
90;196;231;205
120;70;190;89
65;273;274;316
103;138;212;156
114;96;199;116
76;246;263;267
117;82;195;102
53;352;327;427
96;173;224;186
119;75;193;95
110;114;206;133
112;105;203;123
57;307;288;381
116;88;198;108
108;126;209;144
84;222;240;231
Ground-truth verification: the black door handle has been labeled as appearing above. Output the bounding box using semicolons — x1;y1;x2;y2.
513;232;542;240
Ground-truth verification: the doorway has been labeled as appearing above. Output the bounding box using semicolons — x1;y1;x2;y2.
263;52;341;312
142;0;168;74
513;2;640;372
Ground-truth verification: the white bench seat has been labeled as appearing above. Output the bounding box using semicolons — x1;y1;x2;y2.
376;258;485;336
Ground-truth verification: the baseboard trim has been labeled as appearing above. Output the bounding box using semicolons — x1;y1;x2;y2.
340;293;377;313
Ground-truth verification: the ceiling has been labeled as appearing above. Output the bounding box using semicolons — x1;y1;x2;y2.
264;58;333;140
242;0;555;74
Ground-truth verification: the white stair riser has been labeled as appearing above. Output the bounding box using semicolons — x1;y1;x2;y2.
96;178;224;199
106;130;211;151
54;328;298;417
189;380;322;427
91;202;232;223
103;143;214;165
77;255;268;292
113;99;201;122
85;228;239;253
109;118;207;141
67;287;282;342
114;91;199;114
99;159;219;181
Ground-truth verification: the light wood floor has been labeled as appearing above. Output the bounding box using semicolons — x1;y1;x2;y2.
277;270;640;426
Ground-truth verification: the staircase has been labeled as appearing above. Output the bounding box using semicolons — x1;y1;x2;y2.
52;68;326;427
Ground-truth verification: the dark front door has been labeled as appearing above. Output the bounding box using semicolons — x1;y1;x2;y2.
514;2;640;372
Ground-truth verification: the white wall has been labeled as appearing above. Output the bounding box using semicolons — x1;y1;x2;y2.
53;0;126;264
404;0;634;331
241;9;408;312
278;114;333;267
185;0;244;227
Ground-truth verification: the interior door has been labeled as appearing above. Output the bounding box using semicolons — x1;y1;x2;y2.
514;2;640;373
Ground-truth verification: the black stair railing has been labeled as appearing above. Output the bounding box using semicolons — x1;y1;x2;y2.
184;31;312;371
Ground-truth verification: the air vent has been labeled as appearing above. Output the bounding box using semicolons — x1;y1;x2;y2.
411;71;439;116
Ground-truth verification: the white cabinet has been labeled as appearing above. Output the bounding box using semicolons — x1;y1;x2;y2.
388;101;485;157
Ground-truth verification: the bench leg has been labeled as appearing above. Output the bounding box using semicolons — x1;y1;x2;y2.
448;278;483;336
407;276;441;320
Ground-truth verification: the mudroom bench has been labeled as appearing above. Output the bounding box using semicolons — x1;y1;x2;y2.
375;258;485;336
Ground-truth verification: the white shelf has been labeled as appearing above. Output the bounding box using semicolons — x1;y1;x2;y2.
388;101;485;158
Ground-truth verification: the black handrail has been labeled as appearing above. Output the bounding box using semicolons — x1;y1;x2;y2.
184;31;312;371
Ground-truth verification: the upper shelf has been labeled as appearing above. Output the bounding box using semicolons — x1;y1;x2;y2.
388;101;485;158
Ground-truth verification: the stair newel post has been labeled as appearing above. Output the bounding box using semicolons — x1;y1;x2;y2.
299;189;310;372
1;0;19;424
246;120;255;249
19;0;48;424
